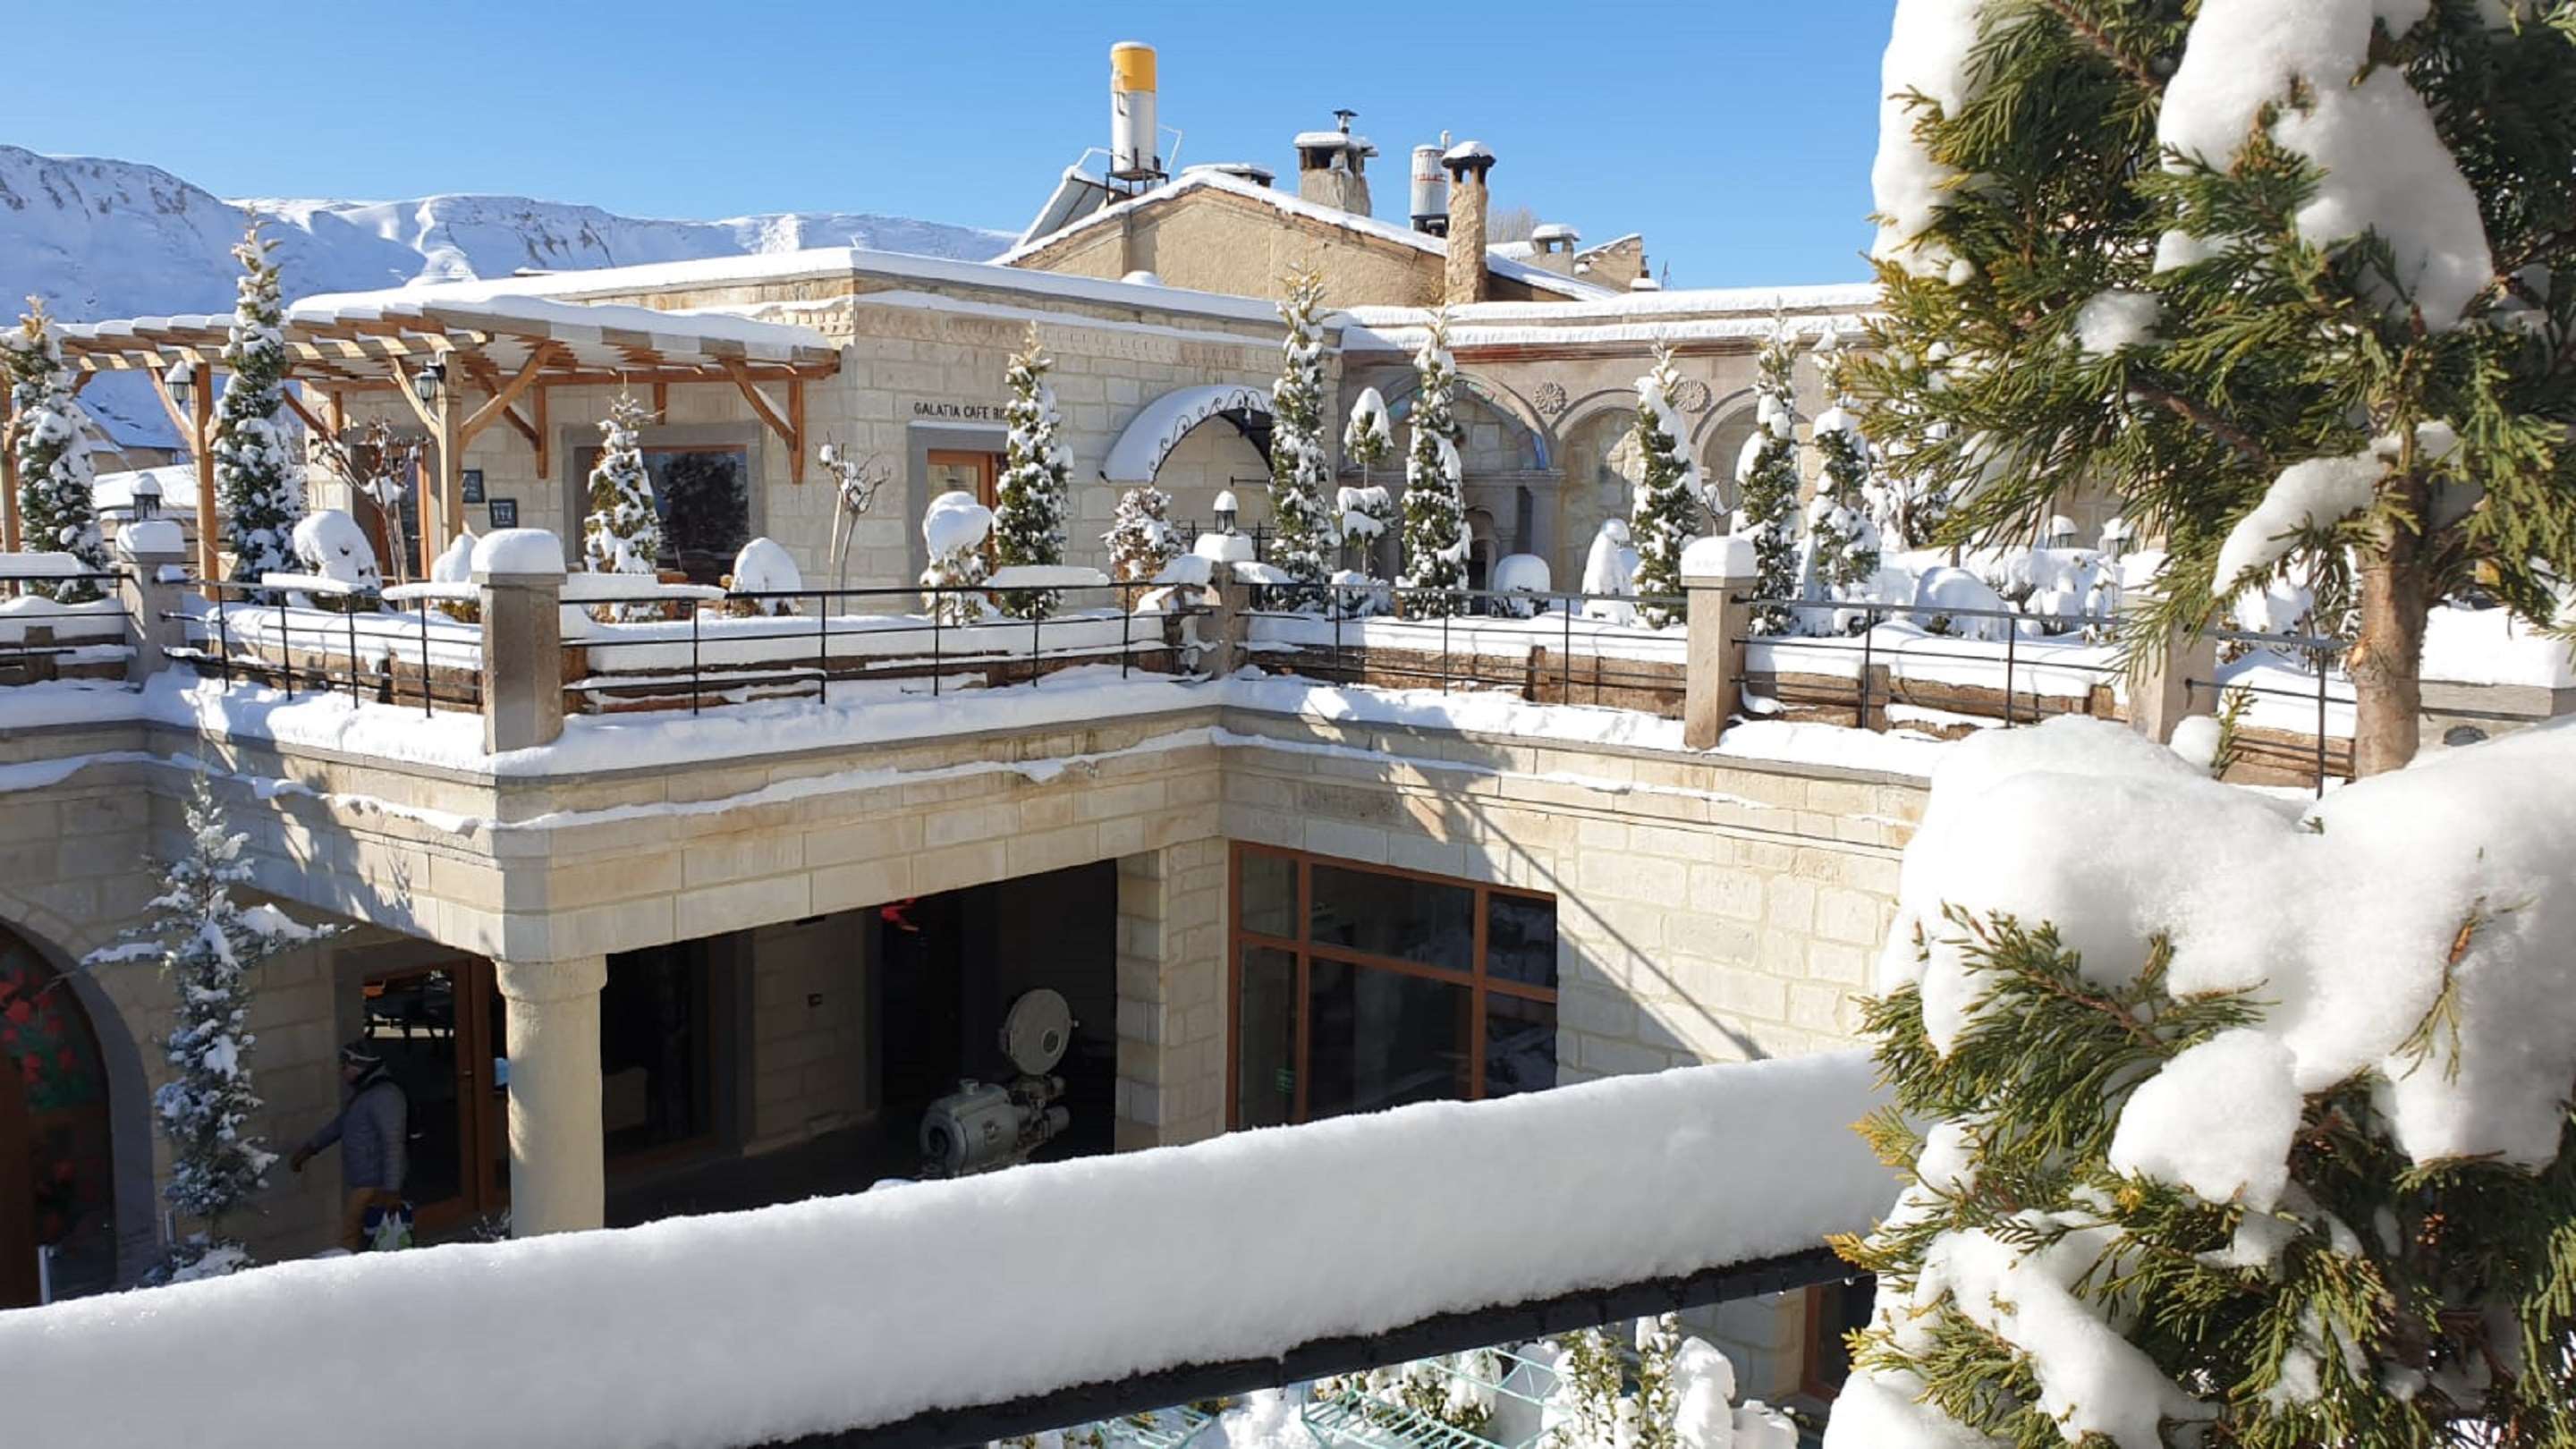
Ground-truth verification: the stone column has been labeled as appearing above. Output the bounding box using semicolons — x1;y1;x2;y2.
111;520;191;682
1113;842;1229;1149
2126;619;2217;745
472;529;568;753
496;954;608;1236
1682;537;1760;750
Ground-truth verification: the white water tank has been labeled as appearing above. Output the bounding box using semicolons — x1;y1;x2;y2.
1110;42;1161;181
1411;143;1448;233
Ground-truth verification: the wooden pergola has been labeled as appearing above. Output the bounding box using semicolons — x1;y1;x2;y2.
43;293;841;580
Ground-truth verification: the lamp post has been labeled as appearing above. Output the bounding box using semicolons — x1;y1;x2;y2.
130;471;161;521
161;360;193;415
1214;489;1240;537
411;355;447;410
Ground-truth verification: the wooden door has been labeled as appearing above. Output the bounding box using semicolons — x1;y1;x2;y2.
359;959;501;1233
926;450;1001;510
0;1058;34;1308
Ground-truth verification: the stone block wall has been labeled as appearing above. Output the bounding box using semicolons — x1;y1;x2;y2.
1112;839;1230;1149
743;911;874;1154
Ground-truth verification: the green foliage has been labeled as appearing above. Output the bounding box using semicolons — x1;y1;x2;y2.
3;299;108;602
1399;311;1470;614
580;393;665;620
992;325;1070;619
1267;268;1337;601
1837;906;2576;1445
1854;2;2576;760
1103;483;1176;585
1627;344;1702;628
1738;318;1805;635
215;224;305;588
1804;332;1882;618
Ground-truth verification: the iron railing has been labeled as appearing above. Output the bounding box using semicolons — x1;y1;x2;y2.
0;572;133;682
172;579;470;716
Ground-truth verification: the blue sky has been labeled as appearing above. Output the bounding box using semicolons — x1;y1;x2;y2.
5;1;1887;287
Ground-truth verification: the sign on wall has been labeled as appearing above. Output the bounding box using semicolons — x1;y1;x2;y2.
912;402;1007;422
487;498;519;529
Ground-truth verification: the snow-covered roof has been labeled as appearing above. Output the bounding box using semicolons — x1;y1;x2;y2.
997;168;1614;301
1443;139;1496;163
95;465;198;516
1338;283;1882;352
1576;232;1644;258
1530;223;1580;243
1101;382;1270;483
1292;130;1377;154
1487;241;1539;260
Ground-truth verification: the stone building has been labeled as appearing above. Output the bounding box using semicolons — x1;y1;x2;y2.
7;83;1924;1412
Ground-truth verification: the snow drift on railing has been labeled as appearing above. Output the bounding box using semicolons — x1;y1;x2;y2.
0;1053;1889;1449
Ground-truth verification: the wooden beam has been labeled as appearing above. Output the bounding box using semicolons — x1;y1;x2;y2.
144;367;199;451
651;381;668;419
457;343;555;446
69;372;92;395
191;363;217;589
530;385;550;481
720;360;801;477
278;386;327;437
789;378;806;486
386;357;443;436
0;384;17;553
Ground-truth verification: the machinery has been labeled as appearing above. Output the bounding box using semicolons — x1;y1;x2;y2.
919;988;1076;1177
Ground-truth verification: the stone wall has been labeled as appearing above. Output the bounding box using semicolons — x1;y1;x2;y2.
743;911;874;1154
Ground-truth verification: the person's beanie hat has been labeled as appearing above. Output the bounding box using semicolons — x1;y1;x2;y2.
339;1040;384;1069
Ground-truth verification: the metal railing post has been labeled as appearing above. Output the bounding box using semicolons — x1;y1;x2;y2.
1030;607;1042;690
1333;585;1344;683
816;591;828;705
2316;652;2330;797
1122;586;1133;679
419;601;433;716
346;605;360;704
932;598;944;699
1562;597;1573;704
1441;609;1452;695
689;598;701;716
2004;623;2017;727
1857;611;1873;731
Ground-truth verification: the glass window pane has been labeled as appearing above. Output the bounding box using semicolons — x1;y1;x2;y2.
1483;995;1557;1100
600;944;711;1157
1486;894;1559;991
1238;850;1297;940
362;967;462;1211
1235;946;1299;1129
1303;958;1471;1120
648;449;750;585
1309;864;1473;974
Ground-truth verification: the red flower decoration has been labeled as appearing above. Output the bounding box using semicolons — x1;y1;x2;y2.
4;998;31;1025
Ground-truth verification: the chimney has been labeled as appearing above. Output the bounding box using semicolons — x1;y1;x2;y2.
1440;140;1496;307
1410;144;1448;234
1294;109;1375;216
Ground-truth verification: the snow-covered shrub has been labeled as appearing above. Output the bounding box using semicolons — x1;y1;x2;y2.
1734;318;1803;636
1826;716;2576;1446
580;394;665;623
920;490;993;625
1579;519;1640;625
2;301;108;602
1491;553;1551;618
1907;564;2010;641
992;326;1070;620
1627;343;1705;629
1265;267;1337;603
84;775;337;1281
290;509;382;608
725;537;801;617
215;225;306;589
1103;483;1177;586
1398;311;1470;614
1801;329;1881;630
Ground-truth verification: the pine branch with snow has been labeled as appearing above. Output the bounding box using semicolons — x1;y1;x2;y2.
1734;318;1805;636
2;299;109;602
1398;311;1471;614
991;325;1071;620
85;773;340;1281
215;224;307;590
580;393;665;621
1264;268;1339;606
1823;717;2576;1448
1103;483;1177;585
1855;0;2576;773
1626;344;1704;629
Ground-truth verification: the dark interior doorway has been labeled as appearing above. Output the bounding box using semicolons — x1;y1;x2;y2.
875;860;1118;1174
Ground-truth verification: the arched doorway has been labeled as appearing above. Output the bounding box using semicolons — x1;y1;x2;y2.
1101;385;1274;551
0;923;114;1305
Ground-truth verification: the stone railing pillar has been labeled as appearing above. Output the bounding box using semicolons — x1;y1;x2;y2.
495;954;608;1236
2127;618;2217;745
112;520;191;682
1682;536;1760;750
471;529;567;753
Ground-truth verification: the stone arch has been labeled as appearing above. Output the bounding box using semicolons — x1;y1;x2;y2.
1697;389;1762;521
1379;373;1553;472
1553;406;1641;588
0;913;152;1299
1098;384;1274;546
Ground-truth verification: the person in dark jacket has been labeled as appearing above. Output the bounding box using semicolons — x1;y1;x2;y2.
290;1040;410;1250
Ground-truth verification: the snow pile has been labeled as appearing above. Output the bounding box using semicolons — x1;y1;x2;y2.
726;538;801;616
289;510;381;594
922;491;994;558
985;564;1110;590
2156;0;2491;328
470;529;565;578
1871;0;1986;275
2072;289;2161;357
1882;715;2576;1167
0;1053;1890;1449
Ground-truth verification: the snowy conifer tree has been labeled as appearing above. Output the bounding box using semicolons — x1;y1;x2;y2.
1398;312;1470;614
580;394;665;621
2;300;108;603
1734;317;1805;636
91;775;334;1281
1625;344;1704;628
1343;386;1394;481
1266;268;1338;604
214;225;305;589
991;325;1071;619
1102;483;1177;585
1801;329;1881;624
1858;0;2576;774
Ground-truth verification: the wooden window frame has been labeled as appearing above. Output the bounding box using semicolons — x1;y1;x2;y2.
1225;843;1557;1128
926;448;1002;511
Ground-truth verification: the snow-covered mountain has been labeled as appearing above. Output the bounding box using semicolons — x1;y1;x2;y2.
0;144;1013;449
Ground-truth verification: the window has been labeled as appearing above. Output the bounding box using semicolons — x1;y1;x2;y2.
926;449;1001;510
1229;844;1557;1128
571;443;753;586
